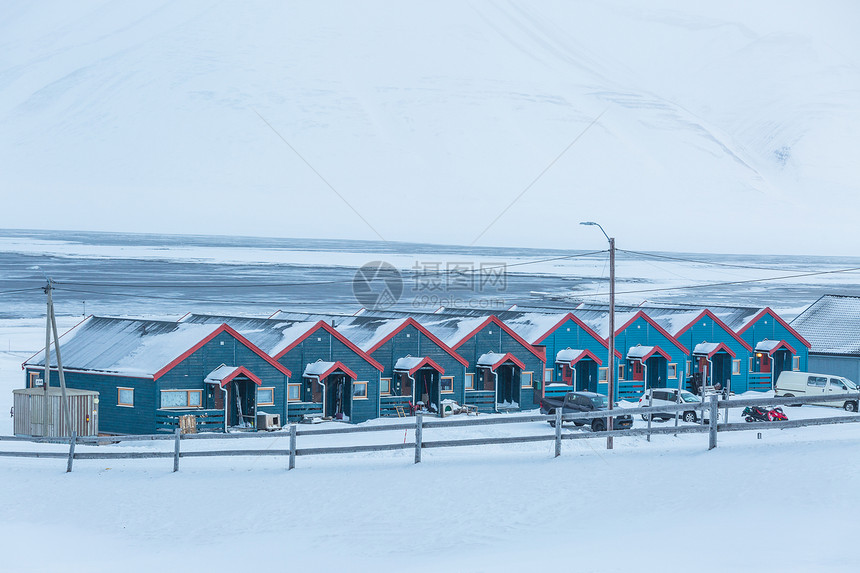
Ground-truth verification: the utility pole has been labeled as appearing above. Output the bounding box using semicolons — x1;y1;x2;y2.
42;280;73;437
581;222;615;450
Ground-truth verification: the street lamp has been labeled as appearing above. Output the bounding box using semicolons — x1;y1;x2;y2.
580;221;615;450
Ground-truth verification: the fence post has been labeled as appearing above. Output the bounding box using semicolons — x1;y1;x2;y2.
289;424;296;470
646;392;653;442
708;394;718;450
554;408;562;457
173;427;181;472
414;413;423;464
66;431;76;473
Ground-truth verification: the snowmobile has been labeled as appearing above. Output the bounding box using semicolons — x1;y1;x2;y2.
742;405;788;422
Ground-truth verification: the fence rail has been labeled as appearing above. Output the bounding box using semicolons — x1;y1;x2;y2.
2;392;859;472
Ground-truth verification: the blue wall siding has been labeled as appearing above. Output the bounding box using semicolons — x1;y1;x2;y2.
370;324;466;404
676;316;752;393
539;318;611;385
277;326;380;423
615;317;689;399
455;323;545;409
25;367;156;434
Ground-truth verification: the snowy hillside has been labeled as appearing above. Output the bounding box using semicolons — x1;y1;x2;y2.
1;1;858;254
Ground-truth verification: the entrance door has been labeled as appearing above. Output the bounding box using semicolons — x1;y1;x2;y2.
324;374;351;419
413;368;439;412
228;378;257;428
495;364;521;407
574;361;596;393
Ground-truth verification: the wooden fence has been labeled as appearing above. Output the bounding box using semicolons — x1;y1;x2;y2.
1;392;859;473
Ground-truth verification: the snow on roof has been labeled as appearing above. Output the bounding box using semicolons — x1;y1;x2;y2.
693;342;723;356
182;314;319;356
755;340;795;354
26;316;223;377
204;364;241;383
333;316;409;352
394;356;425;371
791;295;860;356
627;345;656;359
477;352;507;366
501;312;572;343
556;348;587;363
303;361;337;376
414;314;495;346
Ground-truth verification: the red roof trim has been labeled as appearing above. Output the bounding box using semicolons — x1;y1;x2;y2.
674;309;754;353
615;311;689;354
692;342;737;359
274;321;384;371
555;348;603;366
530;313;622;359
395;356;446;376
367;318;469;367
217;366;263;387
737;308;811;348
154;324;292;380
450;316;545;362
480;352;527;371
303;360;358;381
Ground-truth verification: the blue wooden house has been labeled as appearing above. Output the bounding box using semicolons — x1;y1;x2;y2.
727;307;811;391
23;316;291;434
180;315;384;423
415;314;547;412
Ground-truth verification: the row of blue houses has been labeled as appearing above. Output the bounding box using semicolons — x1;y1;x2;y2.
22;301;811;434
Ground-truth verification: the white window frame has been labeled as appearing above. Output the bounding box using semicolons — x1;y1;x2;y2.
380;377;391;395
257;387;275;406
160;389;202;409
749;357;755;373
353;381;368;400
617;364;625;381
668;363;678;379
732;360;741;375
543;368;552;383
792;356;800;371
598;367;608;382
287;383;302;402
117;387;134;408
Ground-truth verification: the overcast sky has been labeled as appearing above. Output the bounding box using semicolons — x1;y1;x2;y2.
1;0;858;255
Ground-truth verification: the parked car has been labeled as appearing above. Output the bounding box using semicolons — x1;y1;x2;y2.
774;371;859;411
636;388;718;423
540;391;633;432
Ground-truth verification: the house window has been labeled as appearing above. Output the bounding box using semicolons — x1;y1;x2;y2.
257;387;275;406
686;361;691;376
380;377;391;395
732;360;741;375
117;387;134;407
792;356;800;371
29;371;43;388
161;390;202;409
287;383;302;402
353;381;368;399
543;368;552;383
441;376;454;393
749;357;755;373
668;363;677;379
520;371;533;388
618;364;625;381
598;367;608;382
465;373;475;390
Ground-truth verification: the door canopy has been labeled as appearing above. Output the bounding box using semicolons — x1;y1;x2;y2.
692;342;736;359
204;365;262;387
626;345;671;362
393;356;445;376
477;352;526;371
555;348;602;366
755;340;796;355
303;360;357;380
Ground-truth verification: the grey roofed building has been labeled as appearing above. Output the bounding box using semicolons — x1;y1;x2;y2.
791;294;860;382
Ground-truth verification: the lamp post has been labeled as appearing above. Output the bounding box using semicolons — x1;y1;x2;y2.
581;221;615;450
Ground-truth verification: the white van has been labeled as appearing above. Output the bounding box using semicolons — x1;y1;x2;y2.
774;371;859;411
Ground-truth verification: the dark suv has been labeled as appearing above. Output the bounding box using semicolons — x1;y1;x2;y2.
540;391;633;432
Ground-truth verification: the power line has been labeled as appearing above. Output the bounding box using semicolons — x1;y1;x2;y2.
617;249;828;273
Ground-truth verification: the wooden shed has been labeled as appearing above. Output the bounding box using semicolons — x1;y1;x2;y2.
13;387;99;437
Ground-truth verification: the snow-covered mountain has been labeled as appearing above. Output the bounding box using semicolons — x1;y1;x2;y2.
1;1;858;254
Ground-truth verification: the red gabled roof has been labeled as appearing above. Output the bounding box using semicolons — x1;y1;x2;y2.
153;324;292;380
675;309;753;353
532;312;622;359
303;360;358;381
367;317;469;367
274;320;384;371
394;356;446;376
478;352;527;371
615;311;689;355
737;307;811;348
450;315;545;362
